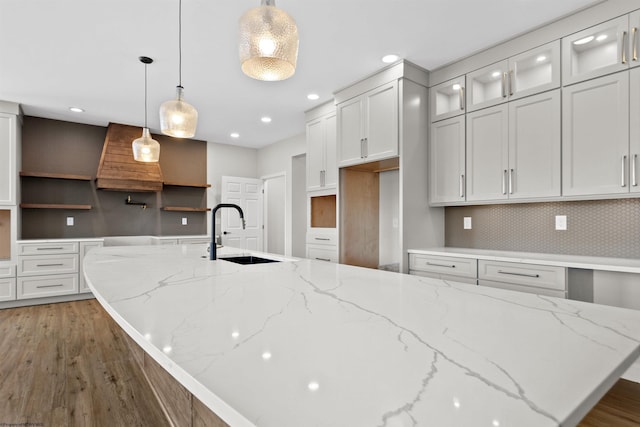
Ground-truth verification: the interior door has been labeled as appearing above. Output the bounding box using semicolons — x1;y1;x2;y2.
221;176;263;251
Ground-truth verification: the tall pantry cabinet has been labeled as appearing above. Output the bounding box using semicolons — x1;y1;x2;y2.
0;101;21;264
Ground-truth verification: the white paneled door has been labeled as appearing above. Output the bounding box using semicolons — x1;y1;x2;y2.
221;176;263;251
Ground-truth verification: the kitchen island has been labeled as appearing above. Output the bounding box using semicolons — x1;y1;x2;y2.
83;244;640;427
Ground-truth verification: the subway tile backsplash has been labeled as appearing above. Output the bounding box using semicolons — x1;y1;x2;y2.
445;199;640;259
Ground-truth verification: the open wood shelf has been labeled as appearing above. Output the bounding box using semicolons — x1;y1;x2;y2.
163;181;211;188
161;207;211;212
20;171;93;181
20;203;92;210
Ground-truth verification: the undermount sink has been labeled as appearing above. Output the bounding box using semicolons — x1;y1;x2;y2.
220;255;281;265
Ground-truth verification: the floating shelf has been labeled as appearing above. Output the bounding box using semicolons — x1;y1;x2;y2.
20;203;92;210
163;181;211;188
20;171;93;181
162;207;211;212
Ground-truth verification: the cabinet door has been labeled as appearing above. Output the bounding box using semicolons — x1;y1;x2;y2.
508;40;560;101
324;112;337;188
80;241;103;293
562;16;629;85
508;90;561;199
430;76;465;122
631;67;640;193
562;72;629;196
466;60;509;112
429;116;466;204
337;96;364;167
631;11;640;69
0;113;17;206
306;117;325;191
364;81;398;162
466;104;509;201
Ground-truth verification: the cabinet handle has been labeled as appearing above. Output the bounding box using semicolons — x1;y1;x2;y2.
36;247;64;251
622;155;627;187
509;168;514;194
315;257;331;262
36;263;65;267
497;270;540;278
502;169;507;195
314;237;331;241
37;284;65;289
633;154;638;187
622;31;628;64
426;262;456;268
364;137;368;158
360;138;364;158
459;174;465;198
459;87;465;110
501;72;507;98
508;70;514;96
633;27;638;62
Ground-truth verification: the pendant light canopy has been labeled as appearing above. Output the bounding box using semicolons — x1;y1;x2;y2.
132;56;160;163
239;0;299;81
160;0;198;138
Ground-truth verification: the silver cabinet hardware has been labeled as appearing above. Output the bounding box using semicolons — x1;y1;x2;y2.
509;70;514;96
502;169;508;195
497;270;540;278
633;27;638;62
37;247;64;251
36;284;65;289
363;137;368;158
314;237;331;241
426;262;456;268
622;31;628;64
501;72;507;98
509;169;514;194
622;155;627;187
315;257;331;262
36;263;64;267
633;154;638;187
360;138;364;158
459;174;465;198
459;87;465;110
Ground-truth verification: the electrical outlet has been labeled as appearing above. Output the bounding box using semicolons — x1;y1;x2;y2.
463;217;472;230
182;217;188;226
66;217;74;226
555;215;567;230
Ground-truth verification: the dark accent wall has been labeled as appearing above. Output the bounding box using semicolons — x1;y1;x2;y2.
445;198;640;258
20;117;208;239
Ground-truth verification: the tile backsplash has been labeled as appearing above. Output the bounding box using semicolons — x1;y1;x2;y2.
445;198;640;259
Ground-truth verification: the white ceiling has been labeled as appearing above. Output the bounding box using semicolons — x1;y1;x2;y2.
0;0;600;149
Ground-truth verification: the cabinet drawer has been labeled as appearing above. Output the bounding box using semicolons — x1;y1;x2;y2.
306;233;337;246
478;260;566;291
18;254;79;276
18;241;79;255
17;274;78;299
178;238;210;245
0;263;15;278
479;279;567;299
409;254;477;278
409;269;477;286
0;278;16;301
307;246;338;263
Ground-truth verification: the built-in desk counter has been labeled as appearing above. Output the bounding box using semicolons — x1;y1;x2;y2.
85;244;640;427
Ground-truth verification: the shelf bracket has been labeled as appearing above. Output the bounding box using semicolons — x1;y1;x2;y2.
125;195;147;209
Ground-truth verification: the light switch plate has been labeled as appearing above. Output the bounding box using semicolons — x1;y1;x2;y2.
463;217;472;230
555;215;567;230
66;217;74;226
182;217;188;226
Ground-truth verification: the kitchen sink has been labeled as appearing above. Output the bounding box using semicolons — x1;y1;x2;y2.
220;255;281;265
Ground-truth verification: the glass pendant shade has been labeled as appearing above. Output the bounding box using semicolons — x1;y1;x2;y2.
132;128;160;162
239;0;299;81
160;86;198;138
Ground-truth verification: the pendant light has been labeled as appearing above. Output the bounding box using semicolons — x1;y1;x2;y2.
132;56;161;163
159;0;198;138
239;0;299;81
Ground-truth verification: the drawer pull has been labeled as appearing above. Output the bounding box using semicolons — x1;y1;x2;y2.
497;270;539;278
426;262;456;268
315;257;331;262
36;284;65;289
36;247;64;250
36;263;65;267
314;237;331;241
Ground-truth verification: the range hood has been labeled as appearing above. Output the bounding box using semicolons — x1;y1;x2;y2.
96;123;164;192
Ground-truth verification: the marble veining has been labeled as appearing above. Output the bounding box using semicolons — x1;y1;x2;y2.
84;245;640;427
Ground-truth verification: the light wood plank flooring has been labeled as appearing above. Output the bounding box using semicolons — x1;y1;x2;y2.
0;299;638;426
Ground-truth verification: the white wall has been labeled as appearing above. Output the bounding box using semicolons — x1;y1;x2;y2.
264;175;286;255
291;154;307;257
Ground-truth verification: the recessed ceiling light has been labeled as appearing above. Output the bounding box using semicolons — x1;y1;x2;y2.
452;84;461;91
536;55;547;62
573;35;594;45
307;93;319;100
69;107;84;113
491;71;501;78
230;132;240;138
382;54;400;64
596;34;608;42
261;116;272;123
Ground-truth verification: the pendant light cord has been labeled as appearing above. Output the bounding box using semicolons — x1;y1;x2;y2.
178;0;182;87
144;62;148;129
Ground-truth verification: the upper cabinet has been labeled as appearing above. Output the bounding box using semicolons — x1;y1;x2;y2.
0;102;21;206
337;81;398;167
562;14;640;86
429;115;466;204
467;41;560;112
430;76;466;122
306;102;337;192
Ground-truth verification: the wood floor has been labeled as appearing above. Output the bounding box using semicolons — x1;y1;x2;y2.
0;299;638;426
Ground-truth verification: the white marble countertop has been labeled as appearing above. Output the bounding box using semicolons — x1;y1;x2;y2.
409;247;640;274
84;244;640;427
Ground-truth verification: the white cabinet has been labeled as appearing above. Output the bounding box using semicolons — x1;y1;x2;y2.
408;253;477;285
466;90;561;201
306;103;337;191
429;115;466;204
79;240;103;292
430;76;465;122
337;81;398;167
562;15;636;86
562;72;630;196
467;41;560;112
306;230;337;263
478;260;567;298
0;264;16;302
0;102;19;207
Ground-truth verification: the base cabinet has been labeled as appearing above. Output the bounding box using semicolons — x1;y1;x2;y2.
0;273;16;302
306;231;338;263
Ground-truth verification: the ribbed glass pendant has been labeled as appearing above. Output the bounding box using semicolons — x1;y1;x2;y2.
160;86;198;138
239;0;299;81
132;127;160;162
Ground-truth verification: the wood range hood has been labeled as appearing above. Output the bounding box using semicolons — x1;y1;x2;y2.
96;123;164;192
